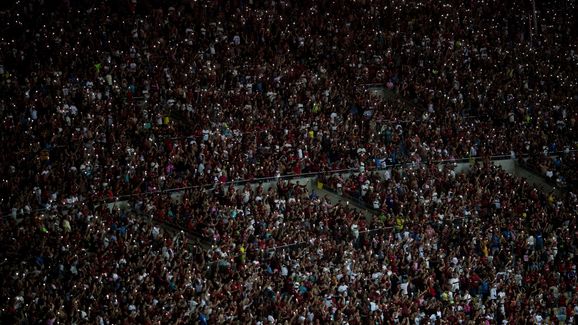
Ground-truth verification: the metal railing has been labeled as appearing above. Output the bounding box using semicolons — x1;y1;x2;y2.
2;150;575;220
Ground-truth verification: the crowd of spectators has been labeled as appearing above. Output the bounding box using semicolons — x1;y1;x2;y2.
0;0;577;324
523;151;577;191
2;161;577;324
0;0;576;216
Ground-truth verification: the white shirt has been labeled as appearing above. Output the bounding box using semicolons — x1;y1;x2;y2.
449;277;460;292
490;287;497;300
400;282;409;295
